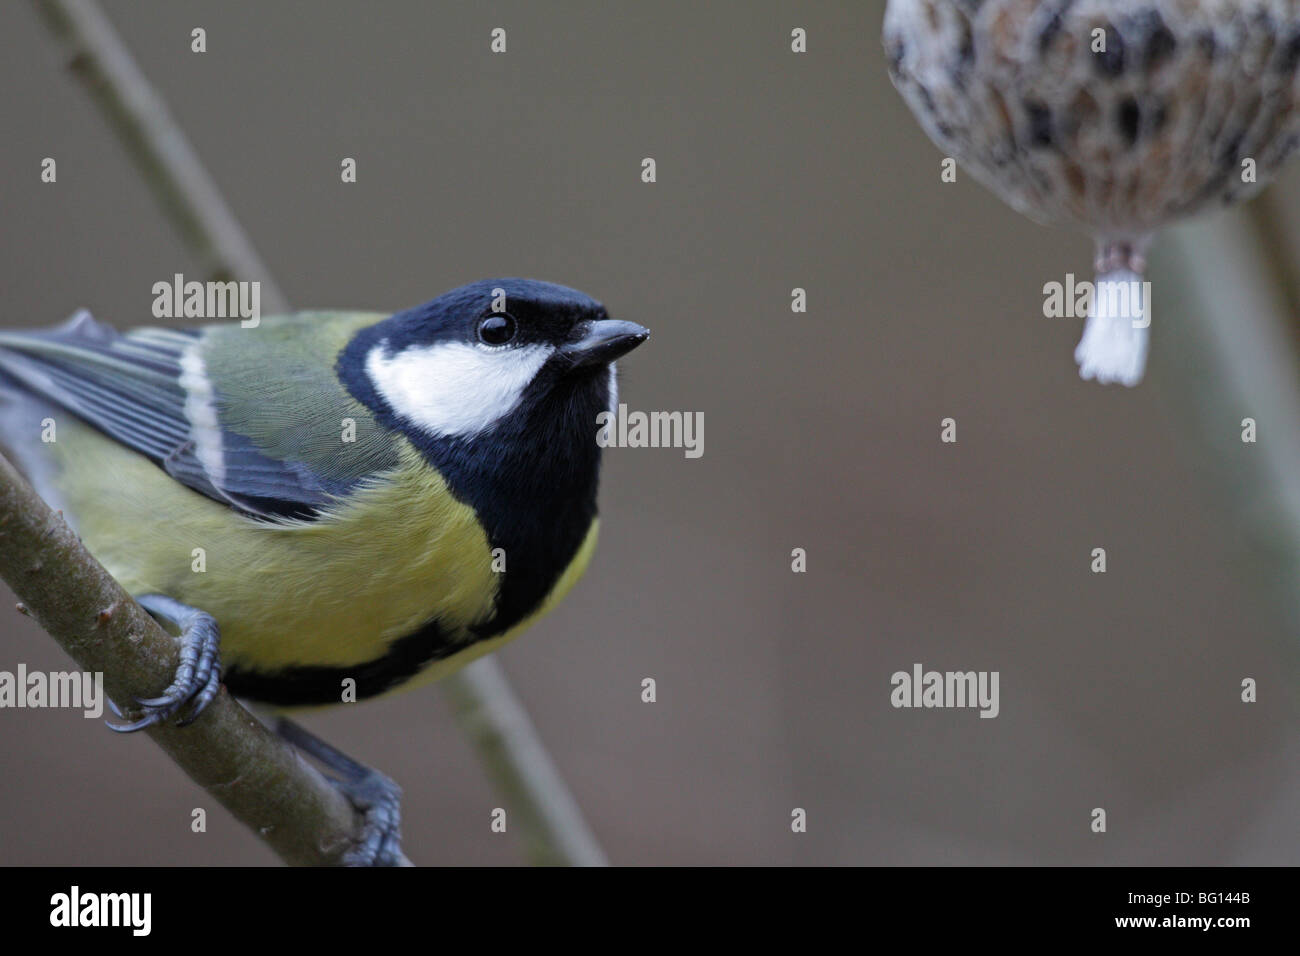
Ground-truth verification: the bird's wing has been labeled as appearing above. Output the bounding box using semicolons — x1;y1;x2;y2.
0;309;398;520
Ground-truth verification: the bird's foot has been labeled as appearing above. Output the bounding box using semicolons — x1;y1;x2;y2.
275;717;405;867
106;594;222;732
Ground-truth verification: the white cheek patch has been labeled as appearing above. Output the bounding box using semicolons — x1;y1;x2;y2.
366;340;552;438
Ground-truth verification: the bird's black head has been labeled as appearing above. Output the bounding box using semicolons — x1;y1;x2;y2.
339;278;648;636
341;278;647;443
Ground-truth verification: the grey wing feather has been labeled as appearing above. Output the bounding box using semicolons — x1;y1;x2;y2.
0;310;368;519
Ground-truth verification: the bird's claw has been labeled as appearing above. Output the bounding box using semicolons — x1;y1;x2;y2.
274;716;405;866
338;771;404;867
105;594;221;733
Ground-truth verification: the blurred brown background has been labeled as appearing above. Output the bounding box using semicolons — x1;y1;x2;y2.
0;0;1297;865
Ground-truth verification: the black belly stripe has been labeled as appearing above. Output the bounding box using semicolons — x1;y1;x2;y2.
222;618;469;706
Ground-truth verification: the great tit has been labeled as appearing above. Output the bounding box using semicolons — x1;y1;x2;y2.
0;277;648;864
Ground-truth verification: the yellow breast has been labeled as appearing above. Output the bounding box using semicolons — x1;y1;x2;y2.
46;422;596;687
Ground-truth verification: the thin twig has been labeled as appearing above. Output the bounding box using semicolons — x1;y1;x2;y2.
1246;193;1300;355
28;0;607;865
1156;216;1300;632
445;659;608;866
32;0;288;312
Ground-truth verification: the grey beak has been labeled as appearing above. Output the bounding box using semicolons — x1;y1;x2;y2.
562;319;649;368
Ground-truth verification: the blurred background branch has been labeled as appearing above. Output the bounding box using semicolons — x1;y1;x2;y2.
29;0;607;866
1155;198;1300;638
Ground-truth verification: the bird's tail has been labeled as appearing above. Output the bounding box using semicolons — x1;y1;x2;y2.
0;310;108;516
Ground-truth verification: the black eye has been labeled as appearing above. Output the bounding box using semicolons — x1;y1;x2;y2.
477;313;517;346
